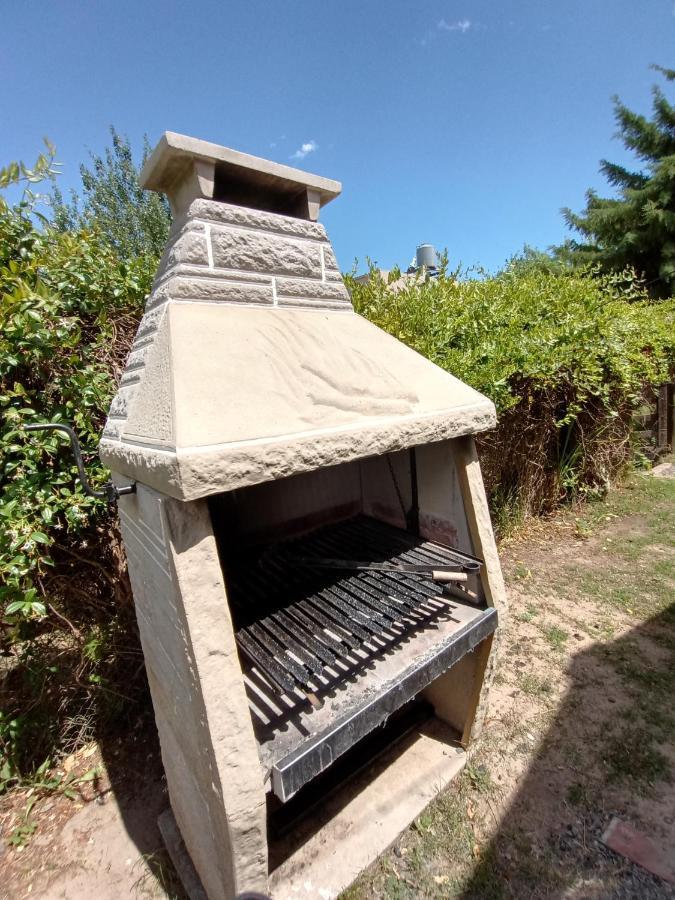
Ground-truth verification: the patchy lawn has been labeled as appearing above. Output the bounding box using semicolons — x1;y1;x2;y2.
344;470;675;899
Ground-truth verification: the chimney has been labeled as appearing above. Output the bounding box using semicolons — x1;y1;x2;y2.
141;131;341;221
100;133;494;501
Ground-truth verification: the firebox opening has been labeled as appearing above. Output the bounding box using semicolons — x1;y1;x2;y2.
208;441;496;804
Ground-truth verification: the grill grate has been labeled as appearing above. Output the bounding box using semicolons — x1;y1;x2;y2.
227;515;482;709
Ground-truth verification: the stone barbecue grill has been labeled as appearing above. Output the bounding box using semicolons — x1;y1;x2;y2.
100;132;507;900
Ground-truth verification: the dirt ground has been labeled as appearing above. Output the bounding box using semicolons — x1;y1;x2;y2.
346;466;675;899
1;467;673;899
0;713;182;900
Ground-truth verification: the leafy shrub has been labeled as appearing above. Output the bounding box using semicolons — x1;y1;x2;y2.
349;265;675;522
0;168;152;786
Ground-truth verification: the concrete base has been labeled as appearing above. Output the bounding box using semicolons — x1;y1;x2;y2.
269;717;465;899
159;718;464;900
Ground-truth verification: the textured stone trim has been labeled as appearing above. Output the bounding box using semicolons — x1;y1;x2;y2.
276;297;352;310
108;384;136;418
131;199;351;330
104;304;169;439
210;226;323;279
323;244;340;272
187;198;329;240
136;303;168;341
156;223;209;275
193;216;330;247
165;280;274;306
100;400;496;501
102;417;124;439
119;370;142;387
275;275;350;302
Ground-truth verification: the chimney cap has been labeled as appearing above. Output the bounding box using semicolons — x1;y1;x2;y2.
140;132;341;215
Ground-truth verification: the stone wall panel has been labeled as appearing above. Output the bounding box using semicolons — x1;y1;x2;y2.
160;226;209;272
189;198;328;241
211;226;322;278
167;275;274;305
275;276;351;303
323;244;340;272
118;487;268;898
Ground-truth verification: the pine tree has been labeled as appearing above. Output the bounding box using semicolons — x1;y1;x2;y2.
561;66;675;297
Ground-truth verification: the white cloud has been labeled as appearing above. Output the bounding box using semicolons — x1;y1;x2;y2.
291;140;318;160
438;18;471;33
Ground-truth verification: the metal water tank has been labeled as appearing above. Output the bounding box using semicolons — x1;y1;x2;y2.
416;244;436;270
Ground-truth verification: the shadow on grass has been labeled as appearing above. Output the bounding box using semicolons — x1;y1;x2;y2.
461;602;675;899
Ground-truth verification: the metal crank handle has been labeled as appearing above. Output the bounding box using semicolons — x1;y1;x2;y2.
24;423;135;503
432;571;468;584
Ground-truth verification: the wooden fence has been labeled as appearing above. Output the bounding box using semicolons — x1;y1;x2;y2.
634;383;674;458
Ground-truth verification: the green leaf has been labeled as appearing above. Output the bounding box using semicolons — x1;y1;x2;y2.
4;601;26;615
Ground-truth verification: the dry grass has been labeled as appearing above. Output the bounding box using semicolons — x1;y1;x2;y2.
478;390;638;536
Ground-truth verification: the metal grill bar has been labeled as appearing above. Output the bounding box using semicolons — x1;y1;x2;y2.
236;630;296;696
352;517;482;571
307;595;371;645
228;515;484;708
277;609;338;666
336;577;404;625
341;575;415;623
314;519;452;611
320;586;388;633
248;621;311;686
263;617;325;678
299;598;361;650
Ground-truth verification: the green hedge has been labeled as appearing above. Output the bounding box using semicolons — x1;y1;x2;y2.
349;266;675;521
0;196;153;785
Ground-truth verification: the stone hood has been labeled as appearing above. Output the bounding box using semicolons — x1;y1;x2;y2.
99;134;495;501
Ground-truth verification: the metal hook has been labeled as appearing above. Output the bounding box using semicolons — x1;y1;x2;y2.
24;423;135;503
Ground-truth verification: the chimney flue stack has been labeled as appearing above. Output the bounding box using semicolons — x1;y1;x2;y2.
140;131;341;220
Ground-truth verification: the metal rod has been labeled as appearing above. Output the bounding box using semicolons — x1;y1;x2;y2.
407;447;420;536
292;557;467;582
24;423;135;502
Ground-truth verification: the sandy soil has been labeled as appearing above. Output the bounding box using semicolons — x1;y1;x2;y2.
0;718;182;900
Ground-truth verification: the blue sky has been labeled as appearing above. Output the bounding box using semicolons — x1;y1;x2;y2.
2;1;674;273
